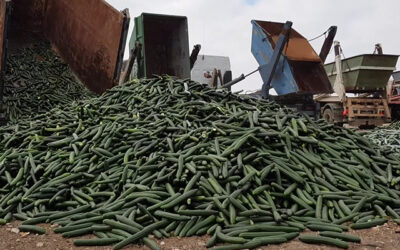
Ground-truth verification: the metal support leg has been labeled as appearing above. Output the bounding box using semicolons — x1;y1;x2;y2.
0;1;11;125
0;73;5;125
260;21;292;99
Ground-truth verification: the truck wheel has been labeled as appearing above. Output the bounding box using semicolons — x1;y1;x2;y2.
391;105;400;121
322;108;334;124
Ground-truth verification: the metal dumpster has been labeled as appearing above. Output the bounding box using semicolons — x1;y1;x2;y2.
324;54;398;92
251;20;332;95
0;0;130;94
129;13;190;79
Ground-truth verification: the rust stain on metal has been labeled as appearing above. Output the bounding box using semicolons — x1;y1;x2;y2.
5;0;125;94
290;61;332;93
10;0;46;35
254;20;321;62
259;50;270;63
253;20;333;94
44;0;125;94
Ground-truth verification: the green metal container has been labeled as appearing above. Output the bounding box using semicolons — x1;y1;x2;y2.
324;54;398;93
129;13;190;80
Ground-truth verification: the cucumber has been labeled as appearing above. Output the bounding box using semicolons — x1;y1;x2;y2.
154;211;190;221
2;75;400;250
299;234;349;249
143;237;161;250
351;218;387;230
18;225;46;235
113;220;169;250
319;231;361;243
306;224;343;233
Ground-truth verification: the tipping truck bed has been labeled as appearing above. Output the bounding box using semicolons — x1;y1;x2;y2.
251;20;333;96
0;0;130;94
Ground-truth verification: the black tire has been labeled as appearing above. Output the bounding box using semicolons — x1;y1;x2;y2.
322;108;335;124
391;105;400;121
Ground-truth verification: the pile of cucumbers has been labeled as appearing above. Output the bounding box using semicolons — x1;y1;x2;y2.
1;41;94;124
1;76;400;249
365;128;400;153
388;120;400;129
364;120;400;153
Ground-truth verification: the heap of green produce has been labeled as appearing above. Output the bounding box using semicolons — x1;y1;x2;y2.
364;120;400;153
387;120;400;129
2;77;400;249
365;128;400;153
2;41;94;123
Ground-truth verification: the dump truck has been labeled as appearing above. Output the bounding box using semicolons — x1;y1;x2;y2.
227;20;398;127
0;0;130;123
225;20;335;119
315;42;398;127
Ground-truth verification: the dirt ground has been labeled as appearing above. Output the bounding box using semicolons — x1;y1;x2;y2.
1;221;400;250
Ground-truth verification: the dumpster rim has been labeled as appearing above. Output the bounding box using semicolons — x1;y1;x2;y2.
140;12;188;20
324;53;399;66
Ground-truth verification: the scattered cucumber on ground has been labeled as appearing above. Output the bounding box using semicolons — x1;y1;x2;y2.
1;76;400;249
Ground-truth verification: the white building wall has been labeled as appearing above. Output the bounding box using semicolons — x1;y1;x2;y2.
191;55;231;87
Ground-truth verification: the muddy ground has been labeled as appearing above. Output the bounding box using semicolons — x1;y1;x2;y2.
1;221;400;250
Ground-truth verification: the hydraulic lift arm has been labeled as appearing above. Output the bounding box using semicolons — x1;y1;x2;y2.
319;26;337;63
374;43;383;55
332;41;346;103
222;68;259;89
260;21;292;99
223;23;336;99
190;44;201;69
119;41;142;84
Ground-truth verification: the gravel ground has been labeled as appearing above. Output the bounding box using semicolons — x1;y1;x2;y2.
1;221;400;250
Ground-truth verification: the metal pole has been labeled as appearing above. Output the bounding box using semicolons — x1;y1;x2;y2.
261;21;292;99
319;26;337;63
0;1;11;124
333;41;346;103
189;44;201;70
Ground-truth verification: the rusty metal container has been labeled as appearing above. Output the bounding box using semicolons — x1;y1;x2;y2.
0;0;130;94
251;20;333;95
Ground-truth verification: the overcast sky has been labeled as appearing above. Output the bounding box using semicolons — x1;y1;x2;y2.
106;0;400;92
